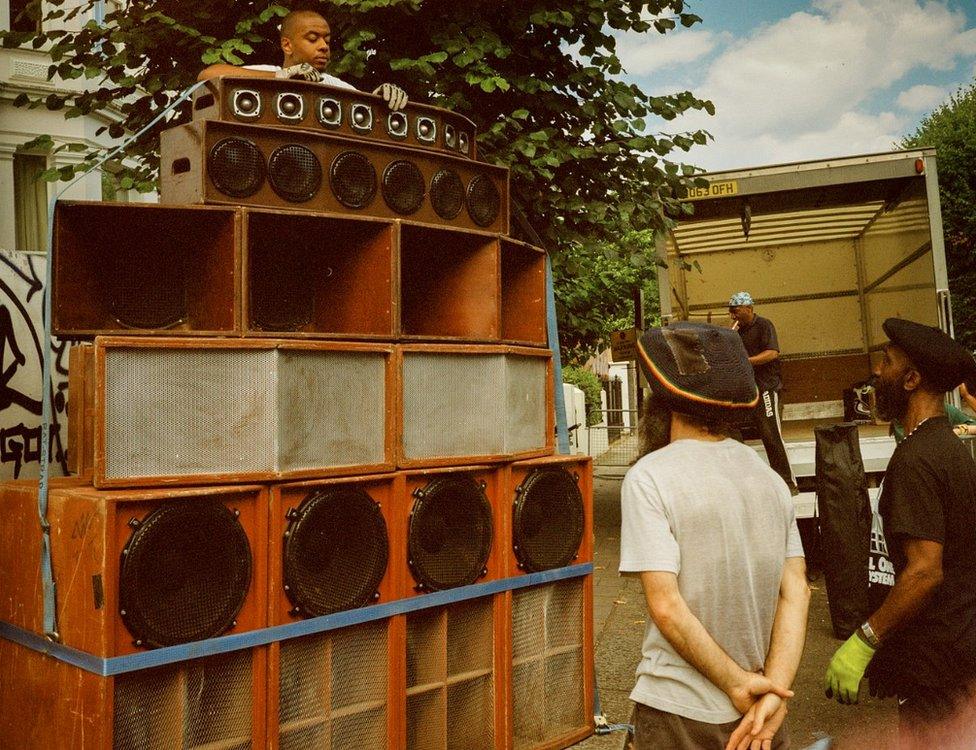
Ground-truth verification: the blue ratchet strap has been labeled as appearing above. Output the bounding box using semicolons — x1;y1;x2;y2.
545;255;570;454
37;80;208;641
592;673;634;736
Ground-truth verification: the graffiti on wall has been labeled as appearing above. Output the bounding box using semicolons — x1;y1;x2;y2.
0;250;69;480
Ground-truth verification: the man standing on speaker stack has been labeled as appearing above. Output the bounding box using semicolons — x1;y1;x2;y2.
824;319;976;746
197;9;409;111
620;322;809;749
728;291;798;495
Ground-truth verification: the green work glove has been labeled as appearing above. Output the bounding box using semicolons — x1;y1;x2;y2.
824;632;876;704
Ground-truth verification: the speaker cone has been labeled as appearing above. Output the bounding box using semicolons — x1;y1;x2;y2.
387;111;408;138
416;116;436;142
208;138;265;198
513;468;584;572
466;174;501;227
458;131;470;154
382;160;425;215
444;124;457;149
430;169;464;220
119;500;252;649
330;151;377;209
268;144;322;203
110;246;186;329
231;89;261;119
351;103;373;132
408;475;493;591
317;96;342;127
283;487;389;617
275;92;305;122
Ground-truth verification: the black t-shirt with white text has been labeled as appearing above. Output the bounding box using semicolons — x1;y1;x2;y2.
736;315;781;392
865;417;976;699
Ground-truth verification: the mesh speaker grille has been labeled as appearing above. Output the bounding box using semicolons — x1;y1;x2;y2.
268;144;322;203
114;649;253;749
279;621;388;749
408;475;493;591
505;354;549;453
430;169;464;220
512;579;586;749
330;151;377;209
208;137;265;198
406;597;495;749
283;487;389;617
249;241;313;331
119;500;252;648
381;160;425;215
466;174;501;227
109;246;186;330
514;468;584;572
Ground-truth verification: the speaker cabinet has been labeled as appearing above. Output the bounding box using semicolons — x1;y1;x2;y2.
509;576;594;749
0;639;267;750
506;455;593;578
401;465;505;599
399;223;500;341
69;338;395;488
397;345;553;468
52;201;241;337
160;120;508;234
0;480;268;656
193;77;478;160
405;593;506;749
244;209;395;337
269;474;403;625
501;238;547;346
268;618;400;749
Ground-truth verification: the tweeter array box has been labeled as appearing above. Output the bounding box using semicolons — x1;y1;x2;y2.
0;480;268;656
193;77;478;159
160;120;509;233
69;338;395;487
0;639;268;750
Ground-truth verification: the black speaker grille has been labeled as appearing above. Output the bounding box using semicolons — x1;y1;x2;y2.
330;151;377;209
283;487;389;617
249;241;313;331
268;144;322;203
382;160;425;215
430;169;464;220
119;500;252;649
513;468;584;572
208;138;265;198
408;475;493;591
110;248;186;329
466;174;501;227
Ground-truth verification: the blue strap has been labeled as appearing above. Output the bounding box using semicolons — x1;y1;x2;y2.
37;80;208;641
592;669;635;736
545;256;570;454
1;563;593;676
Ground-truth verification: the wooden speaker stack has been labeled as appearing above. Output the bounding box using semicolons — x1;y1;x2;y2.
0;78;594;750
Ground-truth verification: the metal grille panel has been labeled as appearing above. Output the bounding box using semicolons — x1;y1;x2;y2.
401;353;505;459
269;144;322;202
382;160;425;214
276;349;387;470
511;579;586;749
110;246;186;330
505;354;549;453
208;137;265;198
466;174;501;227
278;621;388;749
114;649;253;749
513;468;585;572
430;169;464;219
330;151;377;208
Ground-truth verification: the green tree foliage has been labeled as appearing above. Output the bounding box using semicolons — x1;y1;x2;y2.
901;80;976;348
562;365;604;426
3;0;710;357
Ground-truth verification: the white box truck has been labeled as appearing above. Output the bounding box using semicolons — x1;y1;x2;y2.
657;149;952;516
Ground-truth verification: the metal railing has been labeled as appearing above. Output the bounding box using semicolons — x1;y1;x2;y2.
580;409;640;466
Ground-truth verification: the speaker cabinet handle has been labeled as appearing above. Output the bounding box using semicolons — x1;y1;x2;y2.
171;157;191;175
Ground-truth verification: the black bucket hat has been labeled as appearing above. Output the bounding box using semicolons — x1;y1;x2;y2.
882;318;976;393
636;322;759;423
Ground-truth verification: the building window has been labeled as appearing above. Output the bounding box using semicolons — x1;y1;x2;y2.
13;154;48;253
8;0;41;33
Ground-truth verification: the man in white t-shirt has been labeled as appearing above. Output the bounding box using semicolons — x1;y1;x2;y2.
620;322;809;749
197;9;408;110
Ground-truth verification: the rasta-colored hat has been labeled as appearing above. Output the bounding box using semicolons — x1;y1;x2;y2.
882;318;976;393
636;322;759;423
728;291;754;307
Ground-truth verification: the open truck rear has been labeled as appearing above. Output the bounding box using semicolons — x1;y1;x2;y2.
657;149;951;513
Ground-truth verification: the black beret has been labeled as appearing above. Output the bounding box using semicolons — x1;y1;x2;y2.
636;322;758;424
882;318;976;392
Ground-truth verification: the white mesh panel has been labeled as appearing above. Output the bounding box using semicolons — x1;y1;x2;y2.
104;348;276;479
401;352;505;459
277;350;387;471
504;354;548;453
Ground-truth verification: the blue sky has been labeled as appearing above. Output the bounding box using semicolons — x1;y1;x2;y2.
614;0;976;171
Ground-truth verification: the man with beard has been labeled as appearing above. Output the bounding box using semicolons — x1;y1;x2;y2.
824;318;976;743
620;322;809;749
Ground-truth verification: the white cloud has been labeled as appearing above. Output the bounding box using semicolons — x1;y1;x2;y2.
896;84;949;111
646;0;976;171
616;28;720;76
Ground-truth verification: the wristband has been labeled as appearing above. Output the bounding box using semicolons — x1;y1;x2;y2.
859;621;880;648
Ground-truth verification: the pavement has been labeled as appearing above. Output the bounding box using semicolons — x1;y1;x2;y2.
573;469;899;749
